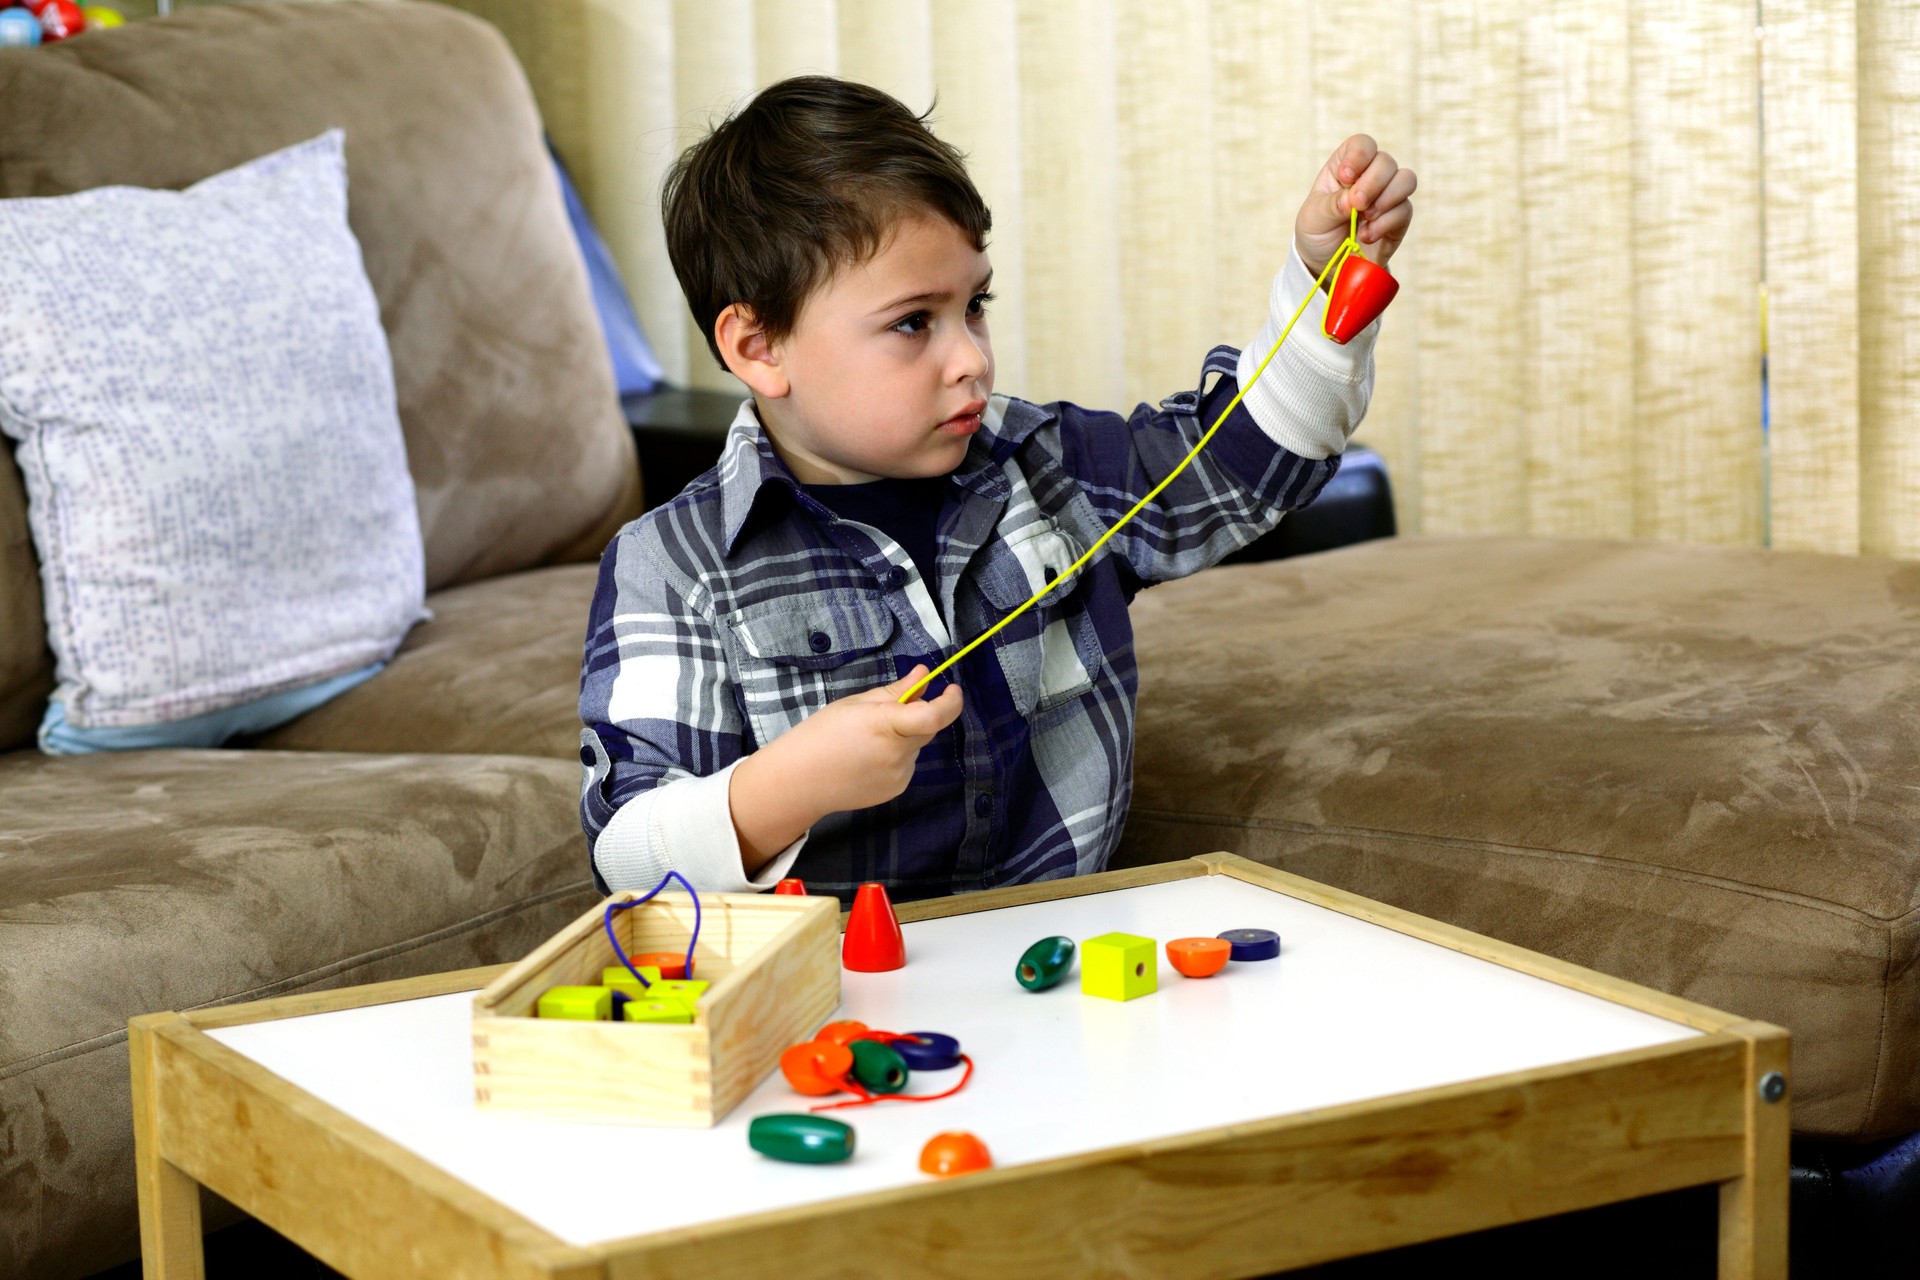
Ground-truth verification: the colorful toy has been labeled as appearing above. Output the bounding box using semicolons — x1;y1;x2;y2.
1015;935;1076;991
1080;932;1158;1002
82;6;122;29
748;1113;856;1164
647;978;710;1003
1324;250;1399;345
780;1040;856;1096
815;1019;873;1047
1165;937;1232;978
842;881;906;971
919;1131;993;1177
536;985;611;1021
619;995;694;1024
847;1039;909;1093
1217;928;1281;962
892;1031;962;1071
774;877;808;895
0;9;42;45
630;950;688;980
34;0;83;41
600;964;663;995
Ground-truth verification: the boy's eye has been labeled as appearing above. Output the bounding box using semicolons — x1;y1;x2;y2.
889;293;993;337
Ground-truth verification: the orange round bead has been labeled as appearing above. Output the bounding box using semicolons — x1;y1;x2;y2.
779;1040;855;1096
1165;936;1232;978
815;1019;874;1047
919;1131;993;1177
631;951;687;980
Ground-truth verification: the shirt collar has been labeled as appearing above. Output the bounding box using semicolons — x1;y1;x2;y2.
716;393;1059;557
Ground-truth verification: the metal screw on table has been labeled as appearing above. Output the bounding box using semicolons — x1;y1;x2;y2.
1758;1071;1787;1103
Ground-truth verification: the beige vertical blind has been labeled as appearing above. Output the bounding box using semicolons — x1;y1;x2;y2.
448;0;1917;553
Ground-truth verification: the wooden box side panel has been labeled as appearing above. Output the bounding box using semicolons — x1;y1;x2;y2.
472;1015;717;1127
704;902;843;1121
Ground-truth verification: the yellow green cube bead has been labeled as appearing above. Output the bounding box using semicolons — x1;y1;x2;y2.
600;965;663;995
536;985;612;1020
618;994;696;1024
1080;932;1158;1002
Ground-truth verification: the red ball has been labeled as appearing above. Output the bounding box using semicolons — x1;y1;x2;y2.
36;0;84;41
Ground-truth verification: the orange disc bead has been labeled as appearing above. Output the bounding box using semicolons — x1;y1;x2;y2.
779;1040;855;1096
919;1131;992;1177
1165;937;1232;978
815;1019;874;1047
631;952;687;980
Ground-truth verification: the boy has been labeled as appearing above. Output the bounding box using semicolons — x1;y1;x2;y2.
580;76;1413;903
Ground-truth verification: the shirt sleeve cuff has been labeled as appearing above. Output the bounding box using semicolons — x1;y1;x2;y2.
591;759;808;894
1233;241;1379;460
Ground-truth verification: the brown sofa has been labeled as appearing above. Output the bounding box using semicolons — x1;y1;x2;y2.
0;5;637;1276
1121;537;1920;1145
5;4;1916;1278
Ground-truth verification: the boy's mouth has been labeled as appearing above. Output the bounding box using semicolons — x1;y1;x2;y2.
936;400;986;436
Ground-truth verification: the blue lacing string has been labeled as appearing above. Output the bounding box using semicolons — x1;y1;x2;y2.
602;869;702;988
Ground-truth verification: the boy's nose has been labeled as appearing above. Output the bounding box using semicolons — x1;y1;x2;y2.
948;331;990;383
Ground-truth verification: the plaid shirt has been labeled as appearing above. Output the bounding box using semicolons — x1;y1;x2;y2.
582;256;1375;904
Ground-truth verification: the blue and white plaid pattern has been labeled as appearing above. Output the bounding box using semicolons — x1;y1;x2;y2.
581;345;1343;903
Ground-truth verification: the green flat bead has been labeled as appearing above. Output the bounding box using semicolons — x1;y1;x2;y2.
847;1039;909;1093
1016;935;1076;991
748;1113;856;1164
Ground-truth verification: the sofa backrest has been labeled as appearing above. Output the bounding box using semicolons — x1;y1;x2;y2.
0;0;642;750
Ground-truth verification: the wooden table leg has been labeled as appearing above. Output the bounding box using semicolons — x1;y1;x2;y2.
1718;1023;1790;1280
130;1016;206;1280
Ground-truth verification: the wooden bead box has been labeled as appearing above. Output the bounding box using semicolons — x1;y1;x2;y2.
471;890;840;1127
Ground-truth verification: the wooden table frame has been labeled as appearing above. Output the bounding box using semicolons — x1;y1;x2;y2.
130;853;1788;1279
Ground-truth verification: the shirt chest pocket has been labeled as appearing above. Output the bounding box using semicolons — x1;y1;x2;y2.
727;590;898;748
978;523;1103;714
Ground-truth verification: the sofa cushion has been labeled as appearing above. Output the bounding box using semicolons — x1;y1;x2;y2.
253;562;598;761
0;746;597;1278
1118;536;1920;1142
0;130;426;741
0;0;643;752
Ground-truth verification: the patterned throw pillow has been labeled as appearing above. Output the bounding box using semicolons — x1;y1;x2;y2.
0;130;426;751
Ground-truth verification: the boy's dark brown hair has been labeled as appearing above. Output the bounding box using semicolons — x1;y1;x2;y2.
663;75;992;369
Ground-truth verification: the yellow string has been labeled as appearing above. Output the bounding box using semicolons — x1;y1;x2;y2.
902;207;1364;703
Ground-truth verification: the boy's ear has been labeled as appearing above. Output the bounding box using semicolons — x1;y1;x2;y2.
714;304;789;399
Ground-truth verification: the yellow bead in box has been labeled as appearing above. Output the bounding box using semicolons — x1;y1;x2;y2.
648;978;710;1003
601;965;663;996
537;985;612;1020
620;995;695;1024
1080;932;1158;1001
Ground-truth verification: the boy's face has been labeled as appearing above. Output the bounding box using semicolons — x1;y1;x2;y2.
750;212;994;485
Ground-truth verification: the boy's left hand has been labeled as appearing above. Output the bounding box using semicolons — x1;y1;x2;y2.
1295;135;1416;280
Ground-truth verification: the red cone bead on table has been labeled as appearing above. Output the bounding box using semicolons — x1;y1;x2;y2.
842;881;906;972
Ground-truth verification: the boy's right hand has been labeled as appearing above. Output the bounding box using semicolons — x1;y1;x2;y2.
783;665;963;812
730;666;963;872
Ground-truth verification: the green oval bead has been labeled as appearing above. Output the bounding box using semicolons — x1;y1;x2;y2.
1016;935;1076;991
747;1113;856;1164
847;1039;910;1093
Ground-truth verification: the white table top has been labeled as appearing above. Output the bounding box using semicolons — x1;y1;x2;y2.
209;874;1697;1247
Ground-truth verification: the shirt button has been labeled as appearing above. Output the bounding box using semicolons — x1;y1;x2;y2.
974;794;992;818
808;630;831;653
884;566;908;590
